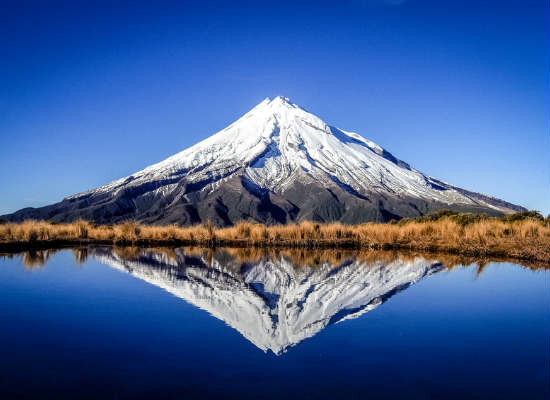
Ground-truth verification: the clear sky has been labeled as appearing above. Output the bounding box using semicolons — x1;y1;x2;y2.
1;0;548;215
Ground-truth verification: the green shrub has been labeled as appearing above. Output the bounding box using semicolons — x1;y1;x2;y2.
401;209;545;227
502;211;544;223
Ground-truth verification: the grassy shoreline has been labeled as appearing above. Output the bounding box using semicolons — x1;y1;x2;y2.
1;215;548;263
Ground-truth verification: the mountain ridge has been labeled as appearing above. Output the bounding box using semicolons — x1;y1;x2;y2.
3;96;525;225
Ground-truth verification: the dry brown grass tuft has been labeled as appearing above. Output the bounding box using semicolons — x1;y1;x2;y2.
0;217;548;262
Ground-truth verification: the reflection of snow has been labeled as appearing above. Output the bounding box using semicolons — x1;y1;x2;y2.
92;248;443;355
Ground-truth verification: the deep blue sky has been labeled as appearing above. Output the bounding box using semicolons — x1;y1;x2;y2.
1;0;548;215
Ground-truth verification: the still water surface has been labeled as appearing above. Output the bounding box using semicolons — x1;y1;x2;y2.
0;247;548;399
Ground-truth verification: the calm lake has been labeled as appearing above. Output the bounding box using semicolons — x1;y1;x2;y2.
0;247;548;399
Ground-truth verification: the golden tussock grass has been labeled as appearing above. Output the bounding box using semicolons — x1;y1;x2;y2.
0;218;548;262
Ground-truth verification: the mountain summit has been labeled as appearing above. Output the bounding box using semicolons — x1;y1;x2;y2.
4;96;524;225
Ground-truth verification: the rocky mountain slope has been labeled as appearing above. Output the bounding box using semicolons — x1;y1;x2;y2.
3;96;524;225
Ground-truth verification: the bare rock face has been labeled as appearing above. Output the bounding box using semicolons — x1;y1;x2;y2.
3;96;524;225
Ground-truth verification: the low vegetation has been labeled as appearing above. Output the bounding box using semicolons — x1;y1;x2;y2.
0;211;548;262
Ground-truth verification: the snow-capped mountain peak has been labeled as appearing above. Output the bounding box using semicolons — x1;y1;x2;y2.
86;96;517;208
80;96;411;195
4;96;524;225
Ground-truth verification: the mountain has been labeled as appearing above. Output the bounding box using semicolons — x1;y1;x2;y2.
3;96;524;225
91;247;444;354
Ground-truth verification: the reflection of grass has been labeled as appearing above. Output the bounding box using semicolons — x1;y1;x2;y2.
0;214;548;262
6;246;548;273
148;246;550;273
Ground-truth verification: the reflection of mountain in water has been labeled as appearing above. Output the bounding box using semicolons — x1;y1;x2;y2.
92;248;443;354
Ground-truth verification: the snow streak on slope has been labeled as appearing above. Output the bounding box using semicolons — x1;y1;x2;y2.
92;247;443;355
69;96;517;213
